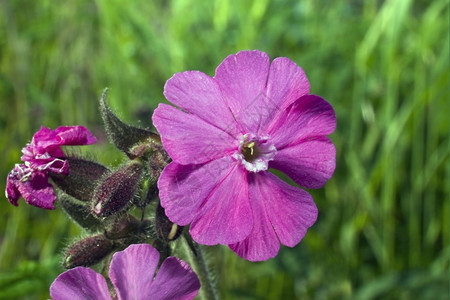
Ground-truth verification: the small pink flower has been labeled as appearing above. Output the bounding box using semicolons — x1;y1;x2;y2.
153;50;336;261
50;244;201;300
5;126;96;209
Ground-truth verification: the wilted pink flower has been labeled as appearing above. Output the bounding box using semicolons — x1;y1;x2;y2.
50;244;200;300
153;50;336;261
5;126;96;209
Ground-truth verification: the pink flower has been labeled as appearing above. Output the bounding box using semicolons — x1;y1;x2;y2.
50;244;200;300
153;50;336;261
5;126;96;209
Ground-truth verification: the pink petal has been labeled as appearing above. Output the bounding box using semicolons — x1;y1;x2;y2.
5;172;21;206
17;172;56;209
153;104;237;165
23;126;96;160
229;172;318;261
164;71;240;137
270;137;336;189
24;126;65;159
253;57;310;133
50;267;112;300
255;172;318;247
31;126;55;146
109;244;159;300
267;95;336;150
189;164;252;245
214;50;270;133
44;126;96;157
266;57;310;109
148;257;200;300
158;157;236;226
228;175;280;261
54;125;97;146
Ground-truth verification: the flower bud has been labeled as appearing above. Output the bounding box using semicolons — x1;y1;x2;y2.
50;157;109;202
99;88;159;158
92;161;143;218
63;234;116;269
57;194;103;232
155;203;183;242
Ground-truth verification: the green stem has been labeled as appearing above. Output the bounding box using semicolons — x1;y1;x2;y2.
182;232;218;300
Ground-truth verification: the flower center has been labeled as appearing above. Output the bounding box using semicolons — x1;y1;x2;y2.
234;134;277;172
241;141;258;162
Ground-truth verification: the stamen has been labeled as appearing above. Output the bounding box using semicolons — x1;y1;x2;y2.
38;157;66;173
234;134;277;172
248;142;255;154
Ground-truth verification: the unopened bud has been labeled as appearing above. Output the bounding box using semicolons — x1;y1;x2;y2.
50;157;109;202
99;88;159;158
63;234;115;269
155;203;183;242
57;194;103;232
92;161;143;218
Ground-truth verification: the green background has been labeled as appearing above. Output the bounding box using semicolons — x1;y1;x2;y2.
0;0;448;299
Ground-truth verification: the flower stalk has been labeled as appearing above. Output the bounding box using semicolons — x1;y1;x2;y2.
182;231;218;300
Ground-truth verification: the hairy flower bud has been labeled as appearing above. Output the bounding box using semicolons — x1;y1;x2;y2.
92;161;143;218
50;157;109;202
155;203;183;242
99;88;160;158
63;234;116;269
57;194;103;232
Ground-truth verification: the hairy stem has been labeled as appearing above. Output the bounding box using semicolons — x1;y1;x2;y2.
182;232;218;300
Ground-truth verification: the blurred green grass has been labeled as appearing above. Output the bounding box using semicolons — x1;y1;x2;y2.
0;0;448;299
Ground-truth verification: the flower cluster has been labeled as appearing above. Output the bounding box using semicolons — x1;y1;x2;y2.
5;50;336;298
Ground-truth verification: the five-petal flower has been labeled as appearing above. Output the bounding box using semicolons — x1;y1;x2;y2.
153;50;336;261
50;244;200;300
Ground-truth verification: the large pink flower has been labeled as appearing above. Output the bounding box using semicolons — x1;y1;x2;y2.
153;50;336;261
50;244;200;300
5;126;96;209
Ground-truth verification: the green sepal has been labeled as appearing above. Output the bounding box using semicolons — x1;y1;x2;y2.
57;194;103;232
99;88;160;158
